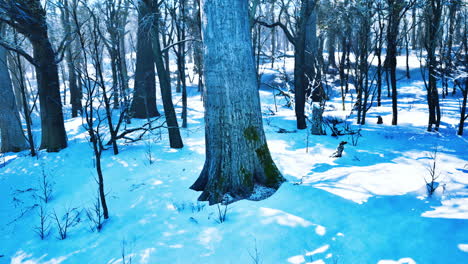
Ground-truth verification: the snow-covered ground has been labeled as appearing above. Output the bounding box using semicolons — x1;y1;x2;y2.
1;54;467;264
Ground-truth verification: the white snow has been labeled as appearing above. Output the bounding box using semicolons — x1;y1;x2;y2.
1;54;467;263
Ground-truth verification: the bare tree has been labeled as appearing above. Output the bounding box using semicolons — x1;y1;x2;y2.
151;0;184;149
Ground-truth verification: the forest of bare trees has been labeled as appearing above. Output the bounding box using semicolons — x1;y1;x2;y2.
0;0;466;225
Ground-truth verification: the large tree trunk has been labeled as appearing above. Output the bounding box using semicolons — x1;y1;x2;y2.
190;0;285;205
0;43;27;152
33;34;68;151
131;0;160;119
3;0;68;152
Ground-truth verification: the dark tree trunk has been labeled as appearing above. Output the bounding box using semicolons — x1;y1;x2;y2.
424;0;442;131
131;0;160;119
458;81;467;136
327;31;336;70
190;0;284;205
33;38;68;151
152;4;184;149
293;0;317;130
385;0;408;126
2;0;67;152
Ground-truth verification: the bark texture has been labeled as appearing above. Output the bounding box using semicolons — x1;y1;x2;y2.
131;0;159;119
190;0;285;205
0;44;27;152
2;0;68;151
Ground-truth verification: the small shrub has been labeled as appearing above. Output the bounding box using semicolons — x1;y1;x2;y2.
85;193;104;232
34;204;50;240
121;239;135;264
425;148;441;197
216;204;228;223
38;166;54;203
144;140;154;165
52;207;81;240
248;239;261;264
190;202;206;213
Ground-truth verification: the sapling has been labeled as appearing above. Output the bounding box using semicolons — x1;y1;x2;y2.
52;207;81;240
85;193;104;232
38;166;53;203
34;204;50;240
121;238;135;264
425;148;441;197
216;203;228;223
144;139;154;165
248;239;262;264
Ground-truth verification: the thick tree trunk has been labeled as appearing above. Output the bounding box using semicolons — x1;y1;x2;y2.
32;36;68;151
4;0;68;152
0;45;27;152
131;0;160;119
190;0;285;205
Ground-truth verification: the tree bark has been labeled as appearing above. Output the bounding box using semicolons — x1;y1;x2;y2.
190;0;285;205
152;4;184;149
424;0;442;131
131;0;160;119
385;0;407;126
2;0;68;152
0;41;27;152
61;0;82;118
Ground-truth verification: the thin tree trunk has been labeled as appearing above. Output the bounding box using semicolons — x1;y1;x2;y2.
152;5;184;149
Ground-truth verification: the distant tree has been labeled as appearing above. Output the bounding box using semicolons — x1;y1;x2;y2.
257;0;319;130
0;0;68;152
422;0;443;132
190;0;285;205
385;0;412;126
59;0;82;118
151;0;184;149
